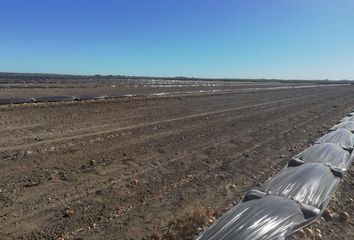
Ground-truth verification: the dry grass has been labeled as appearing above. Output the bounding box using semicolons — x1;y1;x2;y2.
151;207;215;240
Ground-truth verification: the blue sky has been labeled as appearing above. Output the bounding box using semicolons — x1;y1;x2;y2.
0;0;353;79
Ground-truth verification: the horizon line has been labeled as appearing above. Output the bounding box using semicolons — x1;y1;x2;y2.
0;71;352;82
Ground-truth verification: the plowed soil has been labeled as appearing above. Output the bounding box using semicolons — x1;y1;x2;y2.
1;84;354;240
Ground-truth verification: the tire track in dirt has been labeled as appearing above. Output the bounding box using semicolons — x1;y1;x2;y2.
2;87;354;239
0;86;342;148
0;91;332;152
0;94;311;226
81;91;354;239
5;88;354;238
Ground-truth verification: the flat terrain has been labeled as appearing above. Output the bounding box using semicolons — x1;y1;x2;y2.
0;78;318;99
0;81;354;239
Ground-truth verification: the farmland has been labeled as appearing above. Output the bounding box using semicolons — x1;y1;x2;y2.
0;77;354;239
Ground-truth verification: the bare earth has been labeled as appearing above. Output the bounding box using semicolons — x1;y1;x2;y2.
0;82;354;240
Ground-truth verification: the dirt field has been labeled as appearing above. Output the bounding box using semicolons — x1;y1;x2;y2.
1;83;354;239
0;79;316;99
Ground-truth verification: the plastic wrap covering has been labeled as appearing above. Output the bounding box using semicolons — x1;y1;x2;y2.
35;96;79;102
0;95;113;105
77;95;110;101
339;116;354;122
197;111;354;240
259;163;340;209
315;129;354;150
294;143;351;170
196;195;311;240
330;121;354;132
0;97;32;104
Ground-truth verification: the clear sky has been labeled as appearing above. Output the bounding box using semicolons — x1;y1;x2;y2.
0;0;353;79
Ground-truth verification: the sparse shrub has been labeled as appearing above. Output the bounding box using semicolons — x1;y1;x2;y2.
157;207;215;240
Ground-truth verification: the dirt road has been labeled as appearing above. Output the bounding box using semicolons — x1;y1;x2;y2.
1;85;354;239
